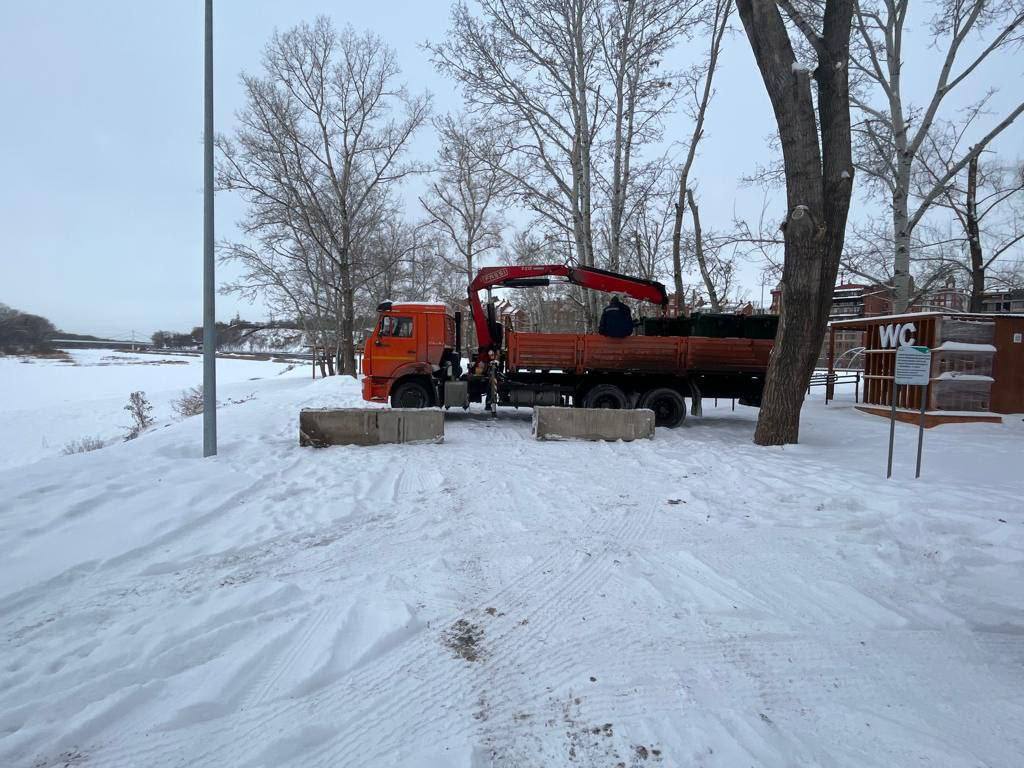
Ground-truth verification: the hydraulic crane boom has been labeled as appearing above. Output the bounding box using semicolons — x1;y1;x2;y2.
468;264;668;353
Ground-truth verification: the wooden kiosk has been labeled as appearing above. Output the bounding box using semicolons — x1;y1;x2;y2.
827;312;1024;427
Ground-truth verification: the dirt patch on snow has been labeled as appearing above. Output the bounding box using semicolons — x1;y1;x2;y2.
31;748;88;767
443;618;484;662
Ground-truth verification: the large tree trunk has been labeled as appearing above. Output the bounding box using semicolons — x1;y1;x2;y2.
966;156;985;313
892;158;913;312
340;280;356;376
884;23;912;316
737;0;854;446
338;221;357;376
969;266;985;313
609;85;626;273
813;0;856;369
571;1;599;332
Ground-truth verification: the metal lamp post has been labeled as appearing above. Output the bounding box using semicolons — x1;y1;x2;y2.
202;0;217;456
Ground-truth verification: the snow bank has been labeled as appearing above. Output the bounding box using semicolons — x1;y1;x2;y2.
1;373;1022;767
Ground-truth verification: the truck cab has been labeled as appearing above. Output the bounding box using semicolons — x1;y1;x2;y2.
361;302;457;407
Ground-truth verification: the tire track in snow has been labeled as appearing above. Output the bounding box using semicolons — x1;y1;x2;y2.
243;607;333;708
14;398;1022;767
92;451;660;768
461;465;663;765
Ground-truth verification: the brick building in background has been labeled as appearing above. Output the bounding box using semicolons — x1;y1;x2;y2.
771;282;892;366
981;289;1024;314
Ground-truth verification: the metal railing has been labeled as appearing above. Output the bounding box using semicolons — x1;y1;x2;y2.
807;370;861;404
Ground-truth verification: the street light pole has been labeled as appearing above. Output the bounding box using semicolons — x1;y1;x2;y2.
202;0;217;456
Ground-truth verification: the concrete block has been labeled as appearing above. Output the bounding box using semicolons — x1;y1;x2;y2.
532;406;655;442
300;408;444;447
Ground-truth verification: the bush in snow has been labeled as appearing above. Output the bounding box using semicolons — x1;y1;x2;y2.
61;436;105;455
173;385;204;418
124;391;154;440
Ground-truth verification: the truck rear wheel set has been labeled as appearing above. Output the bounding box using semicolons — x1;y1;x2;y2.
637;388;687;428
578;383;687;428
581;384;629;410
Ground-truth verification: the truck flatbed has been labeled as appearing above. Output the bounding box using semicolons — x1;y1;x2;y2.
507;331;773;374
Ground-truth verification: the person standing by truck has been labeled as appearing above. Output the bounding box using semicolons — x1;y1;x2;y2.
599;296;634;338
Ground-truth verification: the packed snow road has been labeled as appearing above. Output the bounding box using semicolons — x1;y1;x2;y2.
1;366;1022;767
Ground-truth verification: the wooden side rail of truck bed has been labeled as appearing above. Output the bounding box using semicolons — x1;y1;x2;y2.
507;331;773;374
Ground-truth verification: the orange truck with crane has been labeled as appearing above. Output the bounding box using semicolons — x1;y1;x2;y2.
361;264;776;428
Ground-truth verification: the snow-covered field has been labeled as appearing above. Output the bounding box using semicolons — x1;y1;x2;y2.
0;349;308;471
1;352;1022;767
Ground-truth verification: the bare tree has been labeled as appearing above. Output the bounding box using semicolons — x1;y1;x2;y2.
597;0;700;273
850;0;1024;311
839;217;957;305
220;236;343;375
928;153;1024;310
843;124;1024;311
671;0;734;302
686;188;723;310
986;254;1024;292
218;18;430;375
420;115;509;286
356;215;418;304
736;0;855;445
622;174;676;282
500;229;591;330
430;0;611;325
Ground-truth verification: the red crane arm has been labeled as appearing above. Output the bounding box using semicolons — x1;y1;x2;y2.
468;264;668;352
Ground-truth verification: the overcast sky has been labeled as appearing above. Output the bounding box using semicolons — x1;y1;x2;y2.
1;2;1020;338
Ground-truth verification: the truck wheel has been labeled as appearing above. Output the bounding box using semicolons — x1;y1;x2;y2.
391;380;433;409
582;384;628;409
639;387;687;428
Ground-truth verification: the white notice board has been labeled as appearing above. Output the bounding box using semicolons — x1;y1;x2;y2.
894;345;932;386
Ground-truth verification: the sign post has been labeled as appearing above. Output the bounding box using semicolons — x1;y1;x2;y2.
915;390;927;478
887;383;898;479
887;345;932;479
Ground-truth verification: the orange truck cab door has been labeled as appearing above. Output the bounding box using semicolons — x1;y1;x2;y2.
362;303;454;404
375;314;419;371
362;310;424;402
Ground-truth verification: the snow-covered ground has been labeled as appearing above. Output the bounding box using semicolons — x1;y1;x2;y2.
0;349;309;470
1;355;1022;767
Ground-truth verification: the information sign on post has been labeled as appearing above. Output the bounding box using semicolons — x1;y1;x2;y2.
895;345;931;385
887;345;932;479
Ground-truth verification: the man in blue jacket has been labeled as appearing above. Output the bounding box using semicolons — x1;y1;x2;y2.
598;296;634;338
